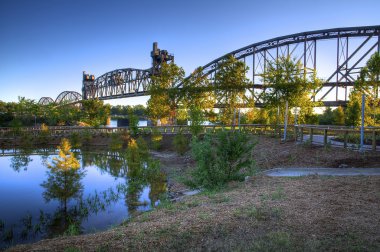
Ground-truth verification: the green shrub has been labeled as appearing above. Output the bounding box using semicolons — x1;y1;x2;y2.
189;130;255;189
151;128;163;150
173;132;189;155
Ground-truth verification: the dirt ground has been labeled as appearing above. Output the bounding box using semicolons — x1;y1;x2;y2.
8;176;380;252
6;135;380;252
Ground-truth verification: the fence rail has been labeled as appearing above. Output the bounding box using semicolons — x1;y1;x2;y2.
0;124;379;151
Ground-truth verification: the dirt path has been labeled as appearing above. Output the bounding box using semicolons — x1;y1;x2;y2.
264;167;380;176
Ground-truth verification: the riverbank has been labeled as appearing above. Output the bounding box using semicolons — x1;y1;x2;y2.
6;136;380;251
8;175;380;251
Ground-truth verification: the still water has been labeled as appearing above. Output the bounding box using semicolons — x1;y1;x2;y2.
0;149;166;249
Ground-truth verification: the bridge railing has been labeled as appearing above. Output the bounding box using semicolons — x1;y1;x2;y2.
295;125;380;151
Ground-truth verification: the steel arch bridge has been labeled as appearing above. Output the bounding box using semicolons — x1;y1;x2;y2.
37;91;82;105
41;25;380;107
190;25;380;107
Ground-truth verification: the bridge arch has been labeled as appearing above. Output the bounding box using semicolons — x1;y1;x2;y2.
38;97;54;105
55;91;82;104
184;25;380;106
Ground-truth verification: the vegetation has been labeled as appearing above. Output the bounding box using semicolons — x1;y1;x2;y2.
189;130;255;189
346;52;380;126
262;56;322;126
214;56;252;125
172;132;189;155
147;62;185;125
0;97;111;127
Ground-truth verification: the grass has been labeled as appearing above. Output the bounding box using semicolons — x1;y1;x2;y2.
271;187;286;200
250;232;293;252
234;205;272;221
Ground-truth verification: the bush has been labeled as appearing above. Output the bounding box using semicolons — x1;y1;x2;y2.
189;130;255;189
151;128;163;150
173;132;189;155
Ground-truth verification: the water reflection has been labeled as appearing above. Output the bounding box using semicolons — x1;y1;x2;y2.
0;138;167;249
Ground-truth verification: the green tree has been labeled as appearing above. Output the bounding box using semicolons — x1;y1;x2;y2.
214;56;251;125
262;56;322;125
189;131;255;189
147;62;185;125
333;106;345;125
182;67;216;123
80;99;111;127
42;139;82;211
319;107;334;125
347;52;380;126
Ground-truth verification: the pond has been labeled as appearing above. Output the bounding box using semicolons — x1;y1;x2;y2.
0;146;166;249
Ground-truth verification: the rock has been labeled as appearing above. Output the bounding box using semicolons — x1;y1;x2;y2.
338;164;349;168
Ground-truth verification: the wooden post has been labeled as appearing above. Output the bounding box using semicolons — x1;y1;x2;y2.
373;130;377;151
323;129;328;146
344;131;348;148
309;128;313;143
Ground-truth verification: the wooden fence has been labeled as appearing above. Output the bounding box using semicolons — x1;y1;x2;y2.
0;124;378;151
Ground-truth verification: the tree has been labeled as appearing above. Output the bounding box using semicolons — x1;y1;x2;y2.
214;56;251;125
181;67;216;134
347;52;380;126
333;106;345;125
319;107;334;125
147;62;185;125
80;99;111;126
42;139;83;211
262;56;322;125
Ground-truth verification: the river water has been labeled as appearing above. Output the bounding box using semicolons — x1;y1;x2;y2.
0;149;166;249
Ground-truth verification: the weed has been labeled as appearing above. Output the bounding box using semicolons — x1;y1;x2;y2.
64;223;80;236
186;200;201;208
271;187;286;200
251;232;292;252
234;205;269;221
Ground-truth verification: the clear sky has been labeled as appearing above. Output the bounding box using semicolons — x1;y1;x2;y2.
0;0;379;106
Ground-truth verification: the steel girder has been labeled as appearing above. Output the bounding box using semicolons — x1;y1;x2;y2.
82;68;152;100
179;25;380;107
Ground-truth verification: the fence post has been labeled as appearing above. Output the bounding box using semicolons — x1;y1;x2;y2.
309;128;313;143
373;130;377;151
344;131;348;148
324;129;328;146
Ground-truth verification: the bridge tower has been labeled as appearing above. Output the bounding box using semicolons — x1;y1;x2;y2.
82;71;95;100
151;42;174;75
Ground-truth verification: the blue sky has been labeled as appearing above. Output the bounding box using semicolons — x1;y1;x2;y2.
0;0;379;106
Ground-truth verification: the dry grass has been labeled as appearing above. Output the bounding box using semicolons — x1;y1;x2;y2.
6;135;380;252
8;176;380;252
